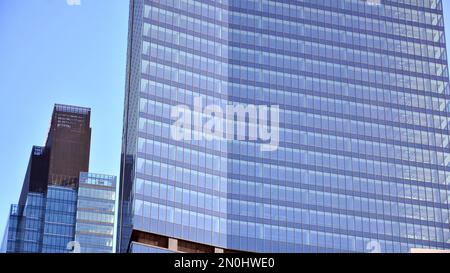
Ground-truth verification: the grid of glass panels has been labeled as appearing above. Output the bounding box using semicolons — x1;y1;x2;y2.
42;186;77;253
129;0;450;252
4;194;46;253
75;172;116;253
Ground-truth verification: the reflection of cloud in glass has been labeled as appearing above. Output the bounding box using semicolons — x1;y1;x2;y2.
67;241;81;253
366;240;381;253
66;0;81;6
366;0;381;5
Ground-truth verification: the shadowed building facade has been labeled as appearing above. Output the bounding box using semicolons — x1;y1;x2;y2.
45;104;91;188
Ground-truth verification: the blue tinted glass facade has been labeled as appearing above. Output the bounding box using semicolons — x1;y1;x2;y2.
4;174;117;253
118;0;450;252
75;172;116;253
42;187;77;253
4;194;46;253
4;188;76;253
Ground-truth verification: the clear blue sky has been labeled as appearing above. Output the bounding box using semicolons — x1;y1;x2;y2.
1;1;450;239
0;0;129;236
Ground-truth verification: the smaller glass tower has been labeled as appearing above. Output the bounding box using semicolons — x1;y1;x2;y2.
75;173;117;253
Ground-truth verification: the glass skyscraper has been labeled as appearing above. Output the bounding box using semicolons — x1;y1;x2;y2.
118;0;450;253
3;105;117;253
75;172;117;253
42;186;78;253
4;179;116;253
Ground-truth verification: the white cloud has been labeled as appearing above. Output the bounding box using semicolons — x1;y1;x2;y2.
66;0;81;6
